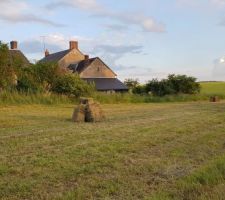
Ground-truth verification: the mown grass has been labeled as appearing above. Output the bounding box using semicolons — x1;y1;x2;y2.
0;102;225;199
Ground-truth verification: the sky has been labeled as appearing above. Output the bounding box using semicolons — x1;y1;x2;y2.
1;0;225;82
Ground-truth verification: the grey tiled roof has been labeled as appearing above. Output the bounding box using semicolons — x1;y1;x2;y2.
68;58;96;74
69;57;117;76
83;78;128;91
39;49;70;63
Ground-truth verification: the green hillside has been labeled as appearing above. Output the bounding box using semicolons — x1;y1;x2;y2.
200;82;225;96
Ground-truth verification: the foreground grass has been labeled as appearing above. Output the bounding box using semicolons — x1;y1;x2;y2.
0;102;225;199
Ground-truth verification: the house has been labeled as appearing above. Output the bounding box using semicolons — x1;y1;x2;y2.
39;41;128;92
6;41;30;85
9;41;30;67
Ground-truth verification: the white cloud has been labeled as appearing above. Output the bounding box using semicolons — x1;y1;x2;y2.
46;0;102;11
95;12;165;33
46;0;166;33
20;34;93;55
212;56;225;80
0;0;64;27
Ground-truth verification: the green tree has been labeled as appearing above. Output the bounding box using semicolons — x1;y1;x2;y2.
146;78;175;96
0;42;15;90
167;74;200;94
124;78;140;90
17;62;62;93
145;74;200;96
52;73;95;97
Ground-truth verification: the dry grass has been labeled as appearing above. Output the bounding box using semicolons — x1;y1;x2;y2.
0;102;225;199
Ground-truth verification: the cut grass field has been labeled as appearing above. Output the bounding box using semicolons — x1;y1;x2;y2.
0;102;225;199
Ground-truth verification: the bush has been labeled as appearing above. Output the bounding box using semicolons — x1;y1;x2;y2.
144;74;200;96
124;78;139;90
52;73;95;97
133;85;147;95
16;67;44;93
0;41;15;90
167;74;200;94
145;79;175;96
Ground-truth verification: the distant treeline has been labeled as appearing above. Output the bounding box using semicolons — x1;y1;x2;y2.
124;74;201;96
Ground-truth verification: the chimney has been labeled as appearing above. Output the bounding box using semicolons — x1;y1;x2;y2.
84;55;89;60
10;41;18;50
69;41;78;50
45;49;50;57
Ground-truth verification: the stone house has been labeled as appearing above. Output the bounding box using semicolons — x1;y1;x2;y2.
39;41;128;92
7;41;30;85
9;41;30;67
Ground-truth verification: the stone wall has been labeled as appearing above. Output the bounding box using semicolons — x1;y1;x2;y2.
58;49;85;70
80;59;116;78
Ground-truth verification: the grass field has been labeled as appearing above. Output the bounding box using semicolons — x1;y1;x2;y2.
0;102;225;199
200;82;225;96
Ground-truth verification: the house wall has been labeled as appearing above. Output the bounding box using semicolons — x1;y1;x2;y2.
80;59;116;78
58;49;85;70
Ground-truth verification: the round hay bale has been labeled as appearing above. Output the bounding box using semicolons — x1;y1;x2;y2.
72;104;86;122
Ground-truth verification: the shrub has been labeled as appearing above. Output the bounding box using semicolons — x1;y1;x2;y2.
52;73;95;97
145;74;200;96
16;62;63;93
132;85;147;95
0;41;15;90
145;78;175;96
167;74;200;94
16;67;44;93
124;78;140;90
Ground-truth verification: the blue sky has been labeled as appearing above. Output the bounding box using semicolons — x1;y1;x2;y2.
1;0;225;82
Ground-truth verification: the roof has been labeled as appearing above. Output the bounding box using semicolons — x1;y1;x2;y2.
39;49;70;63
9;50;30;66
83;78;128;91
68;57;96;73
69;57;117;76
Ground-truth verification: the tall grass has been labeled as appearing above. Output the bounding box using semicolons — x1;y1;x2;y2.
94;92;210;104
0;90;75;105
1;84;225;105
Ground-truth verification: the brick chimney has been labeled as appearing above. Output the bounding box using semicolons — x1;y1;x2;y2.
84;55;89;60
10;41;18;50
69;41;78;50
45;49;50;57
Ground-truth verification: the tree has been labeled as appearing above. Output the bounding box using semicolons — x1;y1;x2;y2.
124;78;140;90
17;62;63;93
0;42;15;90
51;73;95;97
145;74;200;96
146;78;175;96
167;74;200;94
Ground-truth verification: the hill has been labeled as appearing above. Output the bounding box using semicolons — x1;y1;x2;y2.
200;81;225;96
